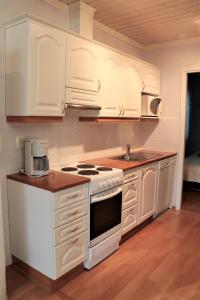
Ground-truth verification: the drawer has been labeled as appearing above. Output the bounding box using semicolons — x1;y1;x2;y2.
53;200;88;228
121;205;138;235
124;169;139;184
54;231;88;278
53;216;88;245
122;180;139;210
53;184;89;210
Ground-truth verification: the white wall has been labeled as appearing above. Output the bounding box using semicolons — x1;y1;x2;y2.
143;41;200;206
1;0;143;265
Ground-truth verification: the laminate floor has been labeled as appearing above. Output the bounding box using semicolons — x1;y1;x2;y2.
6;204;200;300
182;190;200;212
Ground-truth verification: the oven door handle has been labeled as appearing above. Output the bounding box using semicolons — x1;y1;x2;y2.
91;187;122;203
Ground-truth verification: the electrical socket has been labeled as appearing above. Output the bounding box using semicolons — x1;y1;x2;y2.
16;136;24;149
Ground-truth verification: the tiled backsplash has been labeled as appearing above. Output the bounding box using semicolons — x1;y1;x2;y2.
6;111;141;174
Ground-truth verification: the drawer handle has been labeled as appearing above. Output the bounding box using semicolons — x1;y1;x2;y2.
68;193;79;199
67;210;79;216
68;238;78;245
67;226;79;233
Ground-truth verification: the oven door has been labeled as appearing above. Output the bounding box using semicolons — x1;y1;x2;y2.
90;186;122;247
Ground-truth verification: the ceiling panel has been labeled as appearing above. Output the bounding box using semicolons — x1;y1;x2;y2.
61;0;200;45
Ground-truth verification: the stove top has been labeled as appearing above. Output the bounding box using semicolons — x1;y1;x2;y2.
54;162;123;195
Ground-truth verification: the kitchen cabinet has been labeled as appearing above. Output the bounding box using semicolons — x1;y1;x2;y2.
121;169;140;234
156;157;176;215
6;18;66;117
142;63;160;96
97;50;142;118
120;58;142;118
66;34;100;106
97;48;121;117
139;163;158;223
8;180;89;280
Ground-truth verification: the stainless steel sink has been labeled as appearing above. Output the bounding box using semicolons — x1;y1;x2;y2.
112;151;161;162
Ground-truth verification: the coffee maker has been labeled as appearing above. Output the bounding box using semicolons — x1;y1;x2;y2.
24;138;49;177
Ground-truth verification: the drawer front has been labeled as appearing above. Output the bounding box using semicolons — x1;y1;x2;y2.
122;180;139;210
53;184;88;210
121;205;138;235
54;231;88;278
53;200;88;228
124;169;139;184
53;216;88;245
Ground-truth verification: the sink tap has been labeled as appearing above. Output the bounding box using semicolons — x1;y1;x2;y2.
125;144;131;160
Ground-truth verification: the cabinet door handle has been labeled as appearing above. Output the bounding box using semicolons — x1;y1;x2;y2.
122;108;125;116
98;79;101;92
142;81;145;91
67;226;79;233
67;210;79;216
62;100;65;114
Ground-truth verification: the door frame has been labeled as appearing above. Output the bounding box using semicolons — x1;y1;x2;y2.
176;67;200;209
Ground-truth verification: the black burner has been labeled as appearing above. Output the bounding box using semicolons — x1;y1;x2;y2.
61;167;78;172
97;167;113;172
78;170;99;176
77;164;95;169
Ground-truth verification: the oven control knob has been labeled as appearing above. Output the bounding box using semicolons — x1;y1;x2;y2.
103;181;107;188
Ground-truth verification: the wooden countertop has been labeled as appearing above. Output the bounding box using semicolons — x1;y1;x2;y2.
84;150;177;171
7;170;90;192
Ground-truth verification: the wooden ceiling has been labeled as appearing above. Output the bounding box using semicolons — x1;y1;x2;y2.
62;0;200;46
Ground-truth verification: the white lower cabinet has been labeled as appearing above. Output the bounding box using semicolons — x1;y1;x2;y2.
121;205;138;234
139;163;158;223
8;180;89;280
121;169;140;234
54;231;88;278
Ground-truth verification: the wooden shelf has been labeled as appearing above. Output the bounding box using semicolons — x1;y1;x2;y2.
79;117;140;123
6;116;64;123
79;117;159;123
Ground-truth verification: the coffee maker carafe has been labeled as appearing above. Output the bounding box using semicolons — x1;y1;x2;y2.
24;138;49;176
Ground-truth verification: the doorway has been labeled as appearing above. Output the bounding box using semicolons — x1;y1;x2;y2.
181;72;200;212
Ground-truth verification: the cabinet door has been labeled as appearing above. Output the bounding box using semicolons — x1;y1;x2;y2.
66;34;99;93
121;205;138;234
54;231;88;279
122;180;139;210
139;164;158;223
164;158;176;208
142;64;160;96
97;49;120;117
120;59;142;118
28;21;66;116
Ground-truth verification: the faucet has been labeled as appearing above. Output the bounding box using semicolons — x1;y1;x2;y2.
125;144;131;160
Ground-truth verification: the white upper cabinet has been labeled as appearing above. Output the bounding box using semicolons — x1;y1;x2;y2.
142;63;160;96
120;57;142;118
6;19;66;116
66;34;100;105
97;48;121;117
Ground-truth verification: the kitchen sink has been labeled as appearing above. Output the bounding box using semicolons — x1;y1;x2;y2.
112;151;161;162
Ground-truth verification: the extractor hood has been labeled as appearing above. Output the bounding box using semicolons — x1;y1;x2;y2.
66;103;101;111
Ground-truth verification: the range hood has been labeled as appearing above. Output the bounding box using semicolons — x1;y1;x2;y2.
66;103;101;111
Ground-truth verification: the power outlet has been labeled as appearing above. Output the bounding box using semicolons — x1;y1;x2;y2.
16;136;24;149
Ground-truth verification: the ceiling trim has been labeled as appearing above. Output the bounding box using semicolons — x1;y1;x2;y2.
144;36;200;50
93;20;143;49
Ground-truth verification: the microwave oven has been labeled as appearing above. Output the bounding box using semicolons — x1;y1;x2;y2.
141;95;162;117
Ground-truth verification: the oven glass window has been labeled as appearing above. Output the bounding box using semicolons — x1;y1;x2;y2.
90;191;122;240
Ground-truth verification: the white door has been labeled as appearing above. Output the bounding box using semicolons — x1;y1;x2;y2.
66;34;99;93
142;64;160;96
120;59;142;118
28;21;66;116
97;49;120;117
122;180;139;210
139;163;158;223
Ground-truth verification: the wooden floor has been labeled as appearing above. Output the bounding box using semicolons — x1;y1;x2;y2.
7;191;200;300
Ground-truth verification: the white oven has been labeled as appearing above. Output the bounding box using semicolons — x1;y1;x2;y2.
90;186;122;247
